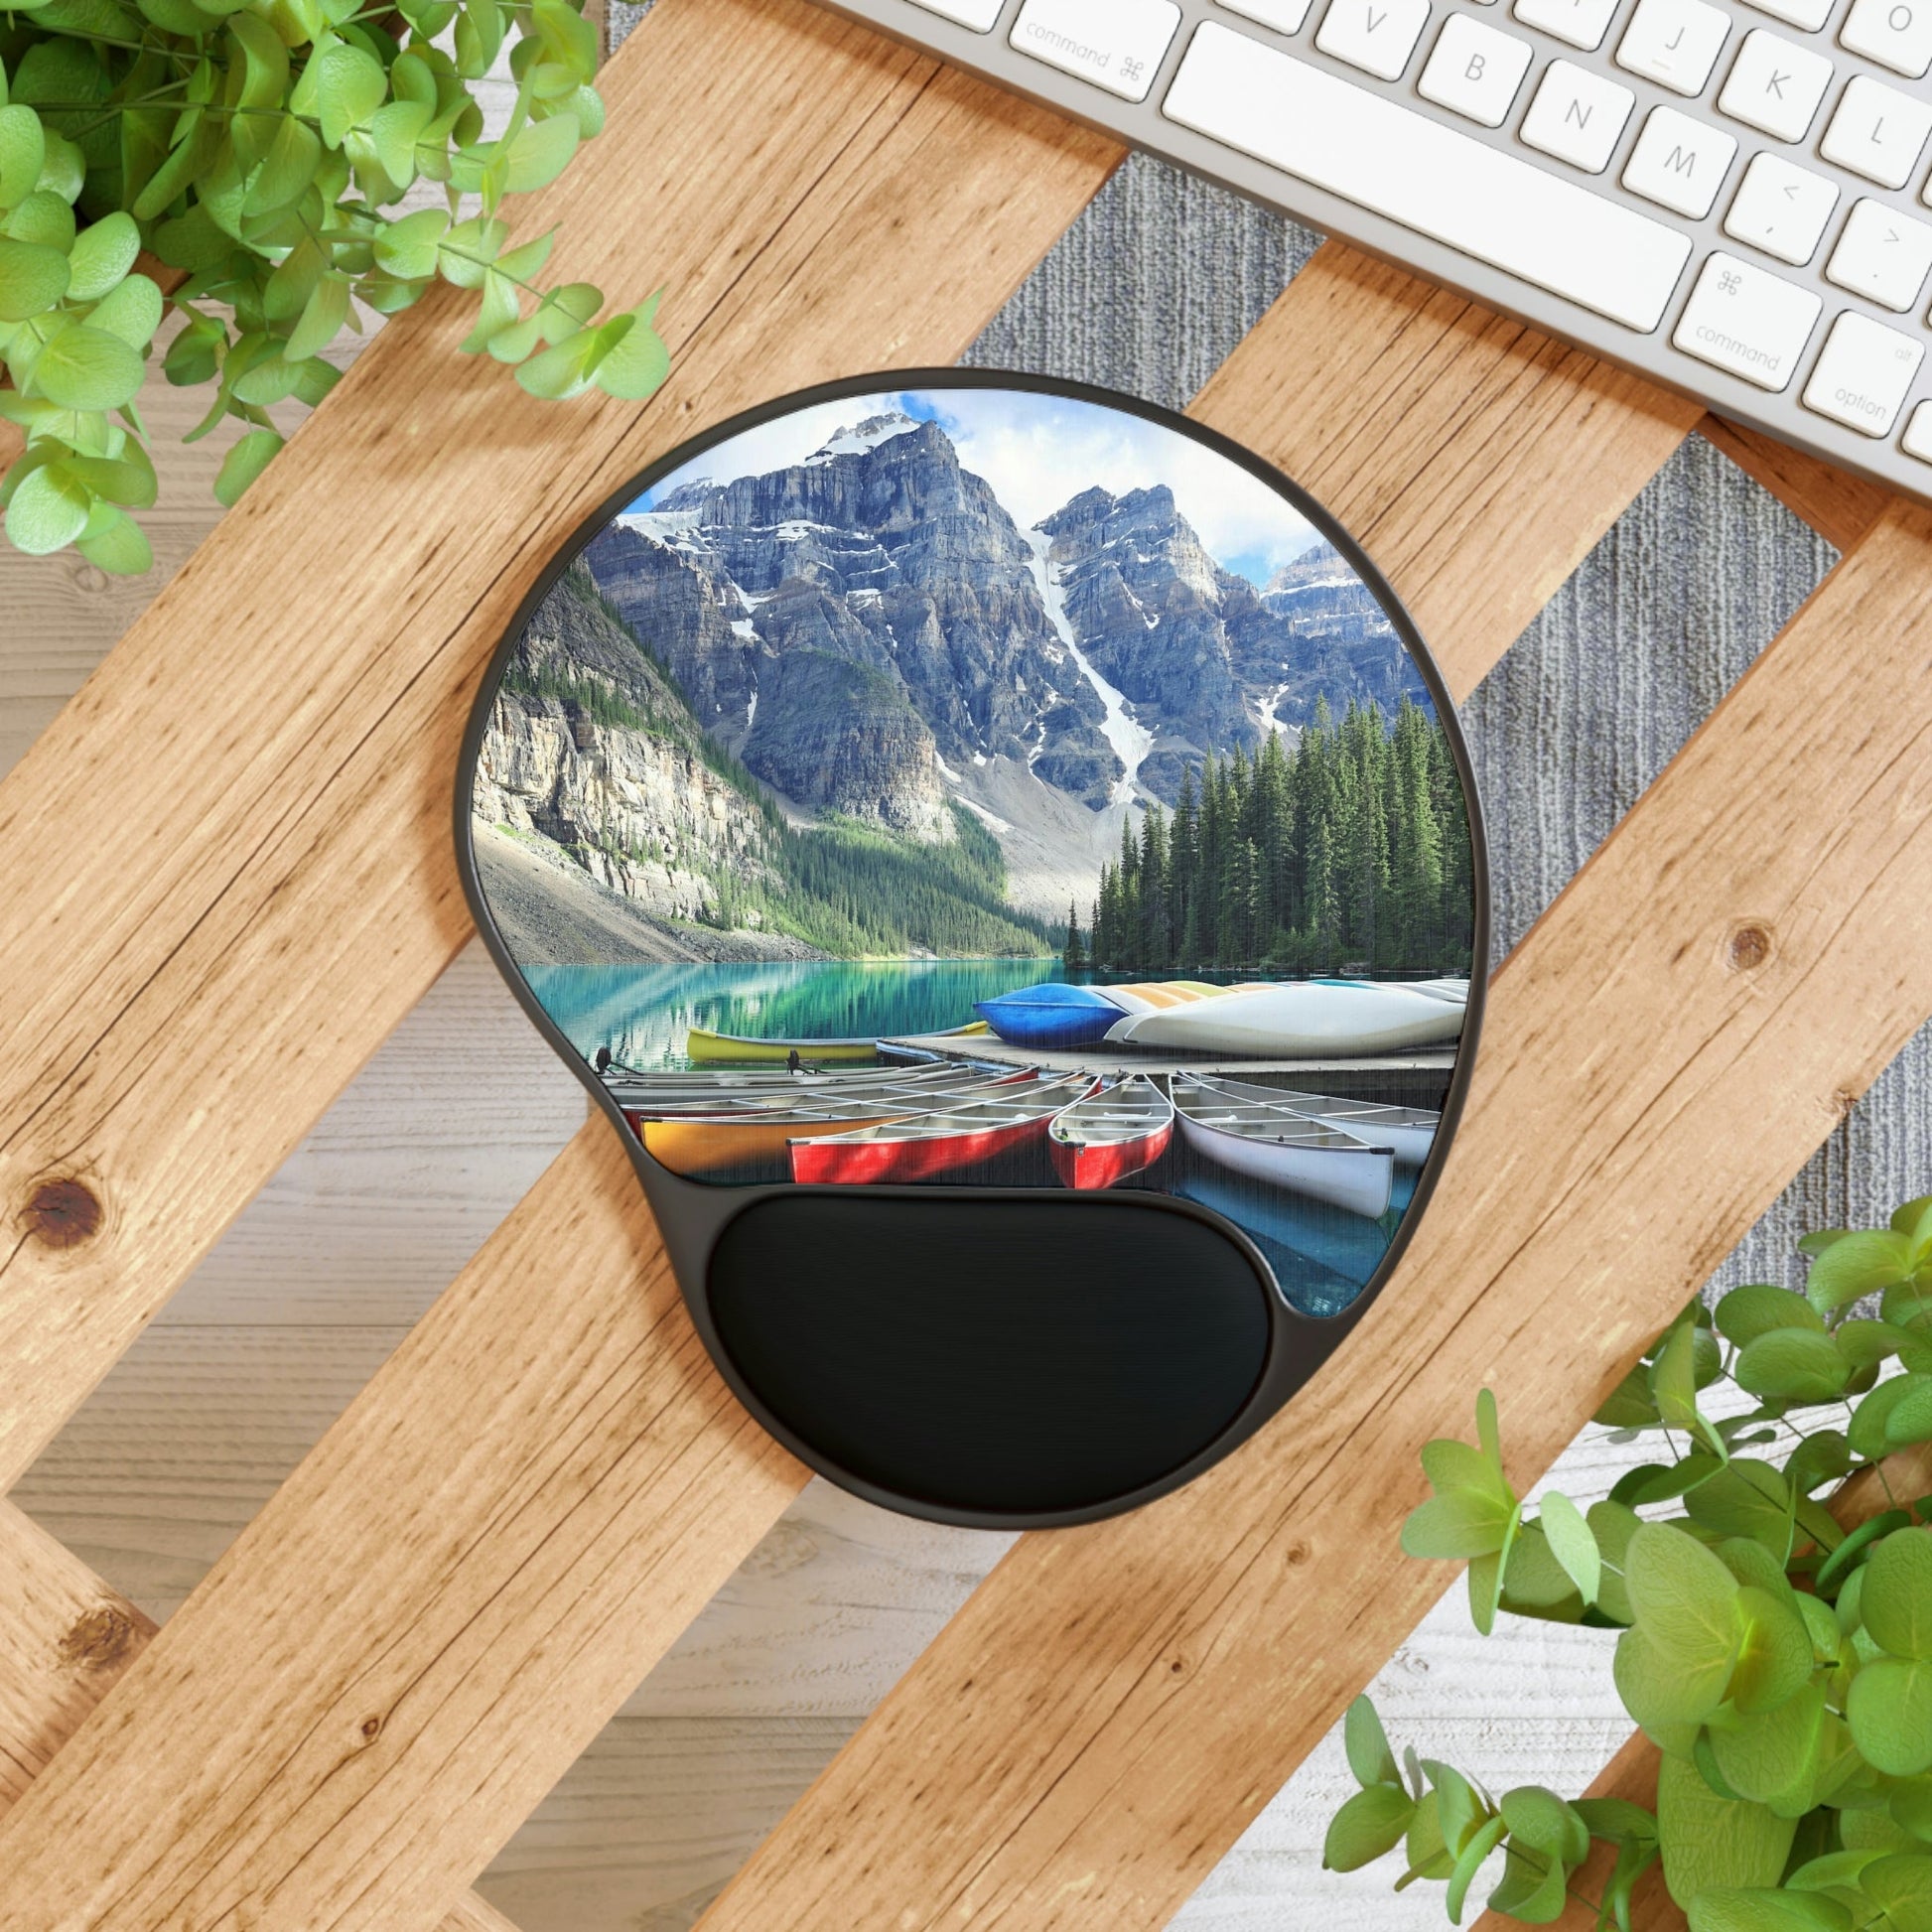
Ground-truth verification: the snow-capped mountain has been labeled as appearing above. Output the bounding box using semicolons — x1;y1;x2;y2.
578;416;1422;913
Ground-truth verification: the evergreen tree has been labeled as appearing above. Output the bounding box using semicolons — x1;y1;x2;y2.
1062;898;1088;976
1083;699;1472;978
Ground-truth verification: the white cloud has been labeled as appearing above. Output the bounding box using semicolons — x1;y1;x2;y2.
629;386;1326;586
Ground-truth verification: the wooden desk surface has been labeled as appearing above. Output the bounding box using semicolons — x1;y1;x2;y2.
0;3;1925;1930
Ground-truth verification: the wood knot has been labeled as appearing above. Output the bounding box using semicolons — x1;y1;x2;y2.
359;1714;385;1742
1285;1541;1312;1567
1725;923;1773;973
25;1178;101;1249
59;1603;145;1674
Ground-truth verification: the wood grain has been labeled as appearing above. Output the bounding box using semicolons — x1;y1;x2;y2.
0;0;1122;1494
1698;416;1894;553
0;1502;525;1932
0;1120;807;1931
669;499;1932;1932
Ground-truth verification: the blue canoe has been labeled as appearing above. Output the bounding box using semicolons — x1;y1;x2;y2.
974;982;1126;1050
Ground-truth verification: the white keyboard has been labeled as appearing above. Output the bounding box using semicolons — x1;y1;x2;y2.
816;0;1932;505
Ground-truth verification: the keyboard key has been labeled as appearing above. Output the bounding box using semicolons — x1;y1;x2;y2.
1827;196;1932;308
1010;0;1180;99
1521;59;1635;170
1218;0;1316;29
1739;0;1832;30
1822;74;1932;188
1513;0;1621;50
1717;29;1834;141
1673;251;1822;389
1622;105;1737;215
1418;12;1534;122
1615;0;1730;92
1162;23;1692;328
907;0;1005;26
1840;0;1932;74
1724;151;1839;262
1316;0;1433;77
1803;310;1924;433
1903;400;1932;461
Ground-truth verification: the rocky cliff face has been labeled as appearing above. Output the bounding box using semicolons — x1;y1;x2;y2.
1035;494;1429;801
588;413;1121;817
471;560;779;929
1250;540;1426;725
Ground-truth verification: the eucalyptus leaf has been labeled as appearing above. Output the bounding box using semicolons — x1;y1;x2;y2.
62;212;136;304
313;40;387;148
0;234;68;319
1808;1230;1914;1317
1852;1378;1932;1460
1659;1754;1800;1906
85;273;163;352
1539;1490;1602;1605
4;457;90;551
0;102;48;207
72;500;151;572
34;323;144;410
1344;1695;1400;1790
590;306;667;400
1322;1783;1416;1871
1446;1813;1508;1923
1720;1286;1828;1346
1848;1657;1932;1776
1861;1530;1932;1659
1686;1889;1853;1932
1736;1330;1853;1406
211;425;282;505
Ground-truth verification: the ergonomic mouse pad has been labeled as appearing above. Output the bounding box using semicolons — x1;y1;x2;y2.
460;370;1487;1527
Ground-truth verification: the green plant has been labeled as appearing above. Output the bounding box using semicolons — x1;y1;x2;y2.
0;0;666;571
1323;1198;1932;1932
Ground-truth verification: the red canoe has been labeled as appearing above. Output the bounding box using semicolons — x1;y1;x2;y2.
789;1073;1099;1185
1047;1075;1176;1190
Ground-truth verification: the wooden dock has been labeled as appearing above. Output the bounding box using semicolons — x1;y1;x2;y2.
885;1033;1457;1086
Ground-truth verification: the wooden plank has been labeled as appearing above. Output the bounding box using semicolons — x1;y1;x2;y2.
665;499;1932;1932
0;1119;809;1931
1470;1439;1932;1932
1;489;1920;1928
0;1502;531;1932
1698;415;1894;553
0;1502;153;1817
0;0;1123;1495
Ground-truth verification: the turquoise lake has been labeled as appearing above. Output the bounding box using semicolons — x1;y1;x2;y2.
524;958;1063;1070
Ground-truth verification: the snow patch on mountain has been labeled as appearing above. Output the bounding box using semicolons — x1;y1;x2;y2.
1026;529;1152;809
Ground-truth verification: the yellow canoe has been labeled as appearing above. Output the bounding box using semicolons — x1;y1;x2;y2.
683;1021;990;1066
644;1105;926;1174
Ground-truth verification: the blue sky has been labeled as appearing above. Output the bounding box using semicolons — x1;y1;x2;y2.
629;387;1328;589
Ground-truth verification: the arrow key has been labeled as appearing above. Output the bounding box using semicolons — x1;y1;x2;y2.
1827;196;1932;311
1723;152;1839;265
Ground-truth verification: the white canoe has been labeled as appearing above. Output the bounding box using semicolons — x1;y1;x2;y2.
1107;980;1463;1056
1187;1072;1441;1167
1173;1075;1395;1219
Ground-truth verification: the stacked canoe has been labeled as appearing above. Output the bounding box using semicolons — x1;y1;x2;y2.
974;976;1466;1056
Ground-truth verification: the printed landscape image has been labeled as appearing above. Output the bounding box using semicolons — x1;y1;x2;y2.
470;384;1480;1314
